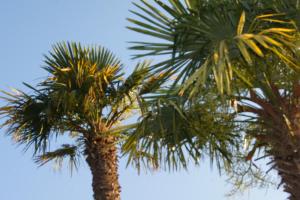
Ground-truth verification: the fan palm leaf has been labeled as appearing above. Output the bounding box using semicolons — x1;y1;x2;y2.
129;0;299;94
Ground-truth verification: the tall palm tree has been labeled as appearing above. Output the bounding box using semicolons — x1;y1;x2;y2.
0;42;152;200
127;0;300;199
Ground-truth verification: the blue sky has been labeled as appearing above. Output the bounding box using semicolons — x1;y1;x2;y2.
0;1;288;199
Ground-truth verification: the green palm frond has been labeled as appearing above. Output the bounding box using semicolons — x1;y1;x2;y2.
105;61;151;128
35;144;80;172
122;88;240;172
117;60;150;98
42;42;124;116
0;88;62;154
129;0;299;95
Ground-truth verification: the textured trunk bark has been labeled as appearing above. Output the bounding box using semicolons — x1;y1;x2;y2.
273;151;300;200
243;83;300;199
85;136;121;200
272;84;300;200
271;133;300;200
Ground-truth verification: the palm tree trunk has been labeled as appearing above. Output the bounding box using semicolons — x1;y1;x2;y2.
270;130;300;200
271;84;300;200
249;83;300;200
244;84;300;199
85;135;121;200
273;149;300;200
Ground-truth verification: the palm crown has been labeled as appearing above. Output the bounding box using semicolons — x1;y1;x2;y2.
128;0;300;199
1;42;149;164
129;0;299;94
0;42;151;200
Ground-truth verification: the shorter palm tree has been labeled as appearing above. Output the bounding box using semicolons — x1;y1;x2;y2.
0;42;150;200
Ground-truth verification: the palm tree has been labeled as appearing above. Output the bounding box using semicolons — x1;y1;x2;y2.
127;0;300;199
0;42;152;200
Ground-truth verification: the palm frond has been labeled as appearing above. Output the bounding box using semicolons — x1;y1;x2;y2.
34;144;80;172
0;88;62;154
129;0;299;95
122;88;241;172
105;61;151;127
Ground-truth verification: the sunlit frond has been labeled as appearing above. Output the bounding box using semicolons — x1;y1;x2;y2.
129;0;300;95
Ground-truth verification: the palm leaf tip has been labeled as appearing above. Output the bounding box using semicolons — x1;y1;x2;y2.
34;144;79;170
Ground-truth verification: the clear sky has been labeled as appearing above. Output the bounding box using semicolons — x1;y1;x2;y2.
0;1;288;200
